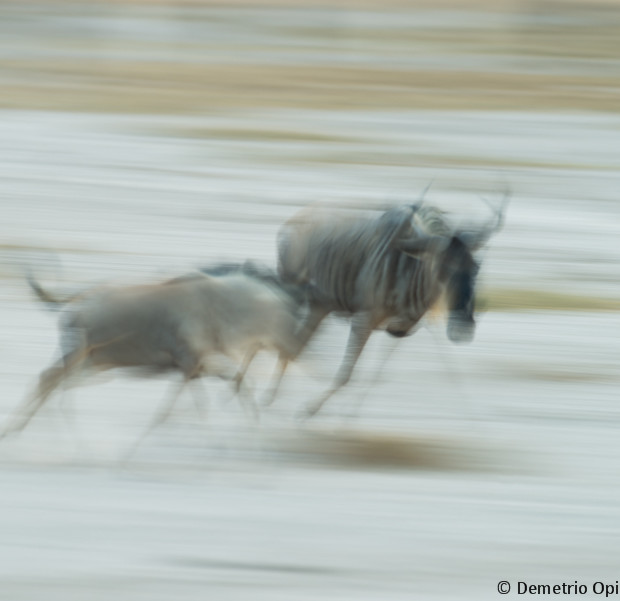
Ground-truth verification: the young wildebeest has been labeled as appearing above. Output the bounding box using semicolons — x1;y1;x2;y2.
277;193;508;417
1;264;308;441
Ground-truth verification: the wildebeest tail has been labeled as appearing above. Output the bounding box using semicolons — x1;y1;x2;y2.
26;272;74;310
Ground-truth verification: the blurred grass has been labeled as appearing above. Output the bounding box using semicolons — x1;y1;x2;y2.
1;1;619;114
160;126;357;144
481;288;620;312
510;365;618;382
3;60;620;114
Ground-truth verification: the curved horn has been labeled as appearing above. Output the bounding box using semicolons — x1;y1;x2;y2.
410;180;434;213
420;180;434;202
458;186;510;250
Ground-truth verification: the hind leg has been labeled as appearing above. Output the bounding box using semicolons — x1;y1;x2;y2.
122;376;190;463
124;346;215;461
1;354;80;438
139;342;206;435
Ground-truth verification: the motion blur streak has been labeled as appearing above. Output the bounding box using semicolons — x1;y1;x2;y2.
0;1;619;600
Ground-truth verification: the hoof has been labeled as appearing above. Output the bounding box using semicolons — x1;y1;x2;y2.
259;393;276;408
298;404;319;421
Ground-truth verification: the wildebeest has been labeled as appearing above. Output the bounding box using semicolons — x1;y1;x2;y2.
1;263;309;440
277;191;508;417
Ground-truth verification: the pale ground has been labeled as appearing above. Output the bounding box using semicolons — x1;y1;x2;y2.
1;2;620;600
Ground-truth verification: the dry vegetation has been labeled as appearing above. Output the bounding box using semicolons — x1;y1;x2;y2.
1;1;619;114
4;61;620;113
480;288;620;312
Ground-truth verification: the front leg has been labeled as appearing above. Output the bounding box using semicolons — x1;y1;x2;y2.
343;333;401;420
232;346;260;396
260;354;289;407
304;313;374;418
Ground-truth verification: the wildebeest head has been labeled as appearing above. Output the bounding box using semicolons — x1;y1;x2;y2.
394;233;478;342
395;190;508;343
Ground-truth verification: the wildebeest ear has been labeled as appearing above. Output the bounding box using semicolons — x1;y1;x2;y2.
395;235;447;257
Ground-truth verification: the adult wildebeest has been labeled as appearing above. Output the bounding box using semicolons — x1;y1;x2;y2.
1;263;308;440
277;191;508;417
